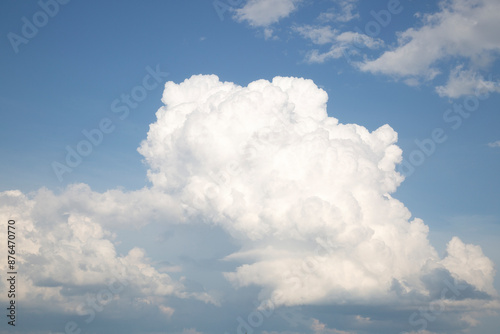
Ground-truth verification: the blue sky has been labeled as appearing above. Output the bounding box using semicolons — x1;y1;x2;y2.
1;0;500;333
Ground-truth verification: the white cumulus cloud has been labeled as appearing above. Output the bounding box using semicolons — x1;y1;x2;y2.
1;74;497;331
441;236;496;295
435;65;500;98
138;74;497;310
0;186;215;316
358;0;500;97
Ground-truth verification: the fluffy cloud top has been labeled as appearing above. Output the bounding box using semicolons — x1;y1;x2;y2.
359;0;500;97
441;236;496;295
139;74;496;308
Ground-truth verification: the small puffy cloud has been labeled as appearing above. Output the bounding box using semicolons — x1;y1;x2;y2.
354;315;370;324
441;236;496;295
159;305;175;317
234;0;302;27
311;318;356;334
264;28;273;39
359;0;500;96
435;65;500;98
181;329;203;334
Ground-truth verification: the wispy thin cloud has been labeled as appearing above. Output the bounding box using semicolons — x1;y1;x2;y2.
488;140;500;148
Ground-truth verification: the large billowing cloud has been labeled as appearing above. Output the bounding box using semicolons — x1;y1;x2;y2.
0;74;497;331
138;74;497;310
